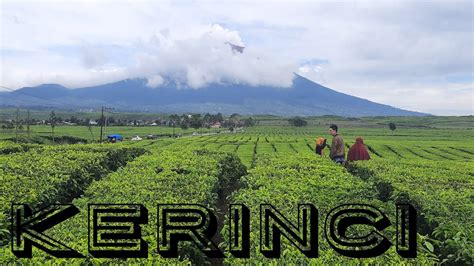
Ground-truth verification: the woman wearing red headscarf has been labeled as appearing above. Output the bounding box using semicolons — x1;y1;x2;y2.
347;137;371;161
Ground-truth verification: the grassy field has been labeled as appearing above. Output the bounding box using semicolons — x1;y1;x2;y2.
0;117;473;264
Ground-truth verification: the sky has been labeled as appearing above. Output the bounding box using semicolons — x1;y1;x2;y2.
1;0;473;115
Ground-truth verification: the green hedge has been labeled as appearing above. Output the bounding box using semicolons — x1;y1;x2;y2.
223;154;435;264
0;148;246;264
349;158;474;264
0;145;146;247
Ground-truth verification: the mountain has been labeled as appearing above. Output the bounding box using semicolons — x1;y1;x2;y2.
0;74;428;116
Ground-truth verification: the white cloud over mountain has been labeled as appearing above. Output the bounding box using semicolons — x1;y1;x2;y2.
1;0;472;115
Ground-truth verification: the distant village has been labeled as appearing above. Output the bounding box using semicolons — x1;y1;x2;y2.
1;112;257;132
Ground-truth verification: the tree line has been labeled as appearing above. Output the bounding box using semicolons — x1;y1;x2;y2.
1;112;257;130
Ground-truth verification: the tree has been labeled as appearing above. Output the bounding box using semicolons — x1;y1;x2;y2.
68;116;79;123
288;117;308;127
389;123;396;135
229;113;240;127
244;117;256;127
214;113;224;123
180;114;191;130
202;113;212;128
189;114;202;130
169;114;180;125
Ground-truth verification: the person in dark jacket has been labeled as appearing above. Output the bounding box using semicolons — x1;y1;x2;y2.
315;137;327;156
347;137;371;161
329;124;345;164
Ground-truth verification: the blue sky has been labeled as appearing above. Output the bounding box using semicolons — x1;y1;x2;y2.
1;0;473;115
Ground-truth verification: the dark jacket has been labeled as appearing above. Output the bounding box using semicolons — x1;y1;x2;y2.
330;134;345;159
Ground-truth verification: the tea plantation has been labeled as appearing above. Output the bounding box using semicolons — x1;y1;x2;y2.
0;124;473;265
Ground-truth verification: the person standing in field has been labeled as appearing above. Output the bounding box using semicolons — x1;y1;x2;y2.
315;137;327;156
329;124;345;164
347;137;371;162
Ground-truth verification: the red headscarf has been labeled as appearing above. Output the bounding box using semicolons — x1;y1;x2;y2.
347;137;371;161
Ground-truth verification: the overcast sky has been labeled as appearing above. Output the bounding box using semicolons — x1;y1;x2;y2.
1;0;473;115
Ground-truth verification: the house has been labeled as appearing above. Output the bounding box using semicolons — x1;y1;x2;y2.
211;122;221;128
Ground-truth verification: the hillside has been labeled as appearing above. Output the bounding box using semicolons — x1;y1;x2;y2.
0;74;428;117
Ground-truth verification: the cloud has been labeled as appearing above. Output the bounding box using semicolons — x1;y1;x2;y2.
146;74;164;88
0;0;472;115
81;44;107;68
297;59;329;84
331;80;474;116
133;24;295;89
